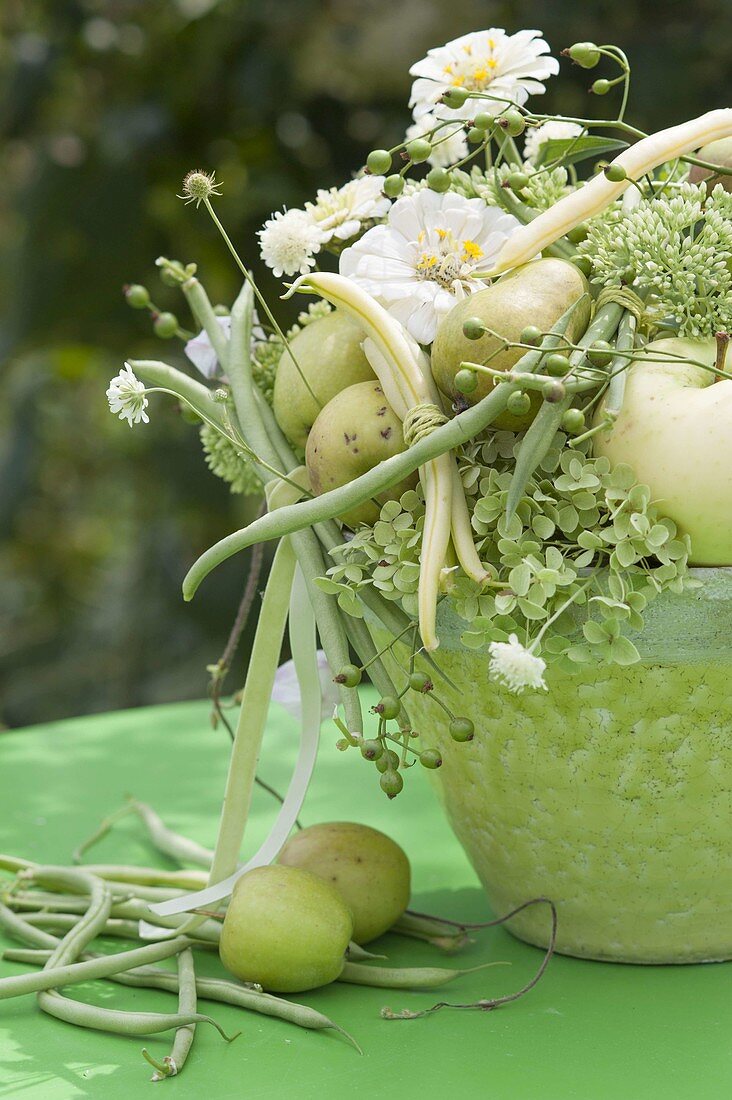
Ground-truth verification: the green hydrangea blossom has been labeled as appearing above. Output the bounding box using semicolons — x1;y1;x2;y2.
325;432;692;669
579;183;732;338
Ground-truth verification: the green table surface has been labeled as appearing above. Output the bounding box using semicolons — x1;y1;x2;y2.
1;694;730;1100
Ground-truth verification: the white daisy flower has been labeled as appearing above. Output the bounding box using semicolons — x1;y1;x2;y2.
489;634;547;694
306;175;391;244
184;312;266;379
405;114;468;168
409;28;559;123
106;363;149;426
523;119;583;164
258;208;324;278
271;650;341;723
339;189;521;344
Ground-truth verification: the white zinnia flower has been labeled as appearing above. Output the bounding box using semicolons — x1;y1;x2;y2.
405;114;468;168
306;175;390;244
271;650;340;723
258;207;323;278
523;120;583;164
106;363;149;426
409;29;559;123
339;189;521;344
489;634;547;694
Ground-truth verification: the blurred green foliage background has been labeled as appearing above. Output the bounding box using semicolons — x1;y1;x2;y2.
1;0;729;726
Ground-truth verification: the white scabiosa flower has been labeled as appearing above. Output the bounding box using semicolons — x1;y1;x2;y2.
306;176;391;244
339;189;521;344
405;114;468;168
258;208;324;278
271;651;341;723
523;119;583;164
409;29;559;122
489;634;547;694
106;363;149;426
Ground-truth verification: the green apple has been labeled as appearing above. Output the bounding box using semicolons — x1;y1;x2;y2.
593;337;732;565
273;310;375;448
305;380;418;528
278;822;411;944
688;137;732;194
219;864;353;992
430;258;590;429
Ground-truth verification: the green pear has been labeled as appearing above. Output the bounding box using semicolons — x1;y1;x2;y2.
688;138;732;194
219;864;353;992
273;310;375;448
305;380;418;528
430;258;590;429
593;337;732;565
279;822;411;944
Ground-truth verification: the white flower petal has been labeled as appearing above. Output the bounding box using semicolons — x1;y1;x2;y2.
489;633;547;693
271;650;340;722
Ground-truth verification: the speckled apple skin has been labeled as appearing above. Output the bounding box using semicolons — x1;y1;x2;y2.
372;571;732;963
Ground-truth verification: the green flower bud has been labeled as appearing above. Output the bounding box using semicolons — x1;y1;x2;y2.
153;312;178;339
500;109;526;137
360;738;384;761
467;126;484;145
462;317;486;340
125;284;150;309
367;149;392;175
441;86;471;108
561;407;586;434
406;138;432;164
545;352;571;376
409;671;433;693
473;112;494;132
604;163;627;182
449;717;475;743
159;268;181;288
591;79;612;96
520;324;543;346
587;340;614;368
419;749;443;769
567;42;601;68
383;174;405;198
335;663;362;688
375;695;400;721
506;390;531;416
426;167;452;193
336;738;351;751
543;380;566;403
380;770;404;799
375;749;400;774
455;368;479;394
507;171;530;192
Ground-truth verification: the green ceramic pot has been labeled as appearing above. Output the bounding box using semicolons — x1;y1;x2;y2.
377;568;732;964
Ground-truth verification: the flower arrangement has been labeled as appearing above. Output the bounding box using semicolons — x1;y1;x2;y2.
3;25;732;1077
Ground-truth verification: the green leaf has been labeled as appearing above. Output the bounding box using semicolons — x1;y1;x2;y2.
610;635;641;666
534;134;629;169
583;620;608;645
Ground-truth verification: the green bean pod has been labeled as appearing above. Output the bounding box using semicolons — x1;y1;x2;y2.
338;959;505;989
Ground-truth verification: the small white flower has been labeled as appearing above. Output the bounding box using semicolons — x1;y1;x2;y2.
405;114;468;168
409;28;558;123
523;119;583;164
184;313;265;379
306;175;391;244
339;189;521;344
106;363;149;426
258;207;324;278
489;634;547;694
271;650;341;723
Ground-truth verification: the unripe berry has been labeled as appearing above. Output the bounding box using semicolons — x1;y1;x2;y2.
367;149;392;175
375;749;400;774
153;312;178;339
587;340;614;368
409;671;433;692
506;390;531;416
567;42;601;68
467;127;484;145
335;663;362;688
383;174;405;198
507;171;530;192
520;324;543;345
473;112;494;132
561;408;586;434
500;109;526;137
380;770;404;799
426;167;451;193
441;86;470;108
455;368;479;395
406;138;432;164
545;352;571;376
360;738;384;761
566;222;588;245
375;695;400;721
449;717;475;743
125;284;150;309
543;380;566;403
592;79;612;96
462;317;486;340
604;163;627;182
419;749;443;769
571;254;593;277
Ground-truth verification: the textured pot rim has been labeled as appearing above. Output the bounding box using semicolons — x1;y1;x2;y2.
431;566;732;662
